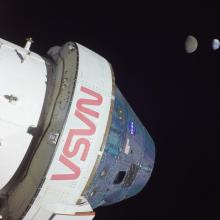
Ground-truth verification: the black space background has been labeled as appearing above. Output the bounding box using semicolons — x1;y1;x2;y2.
0;1;219;220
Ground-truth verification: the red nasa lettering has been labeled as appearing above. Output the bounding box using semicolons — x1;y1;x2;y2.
51;86;103;180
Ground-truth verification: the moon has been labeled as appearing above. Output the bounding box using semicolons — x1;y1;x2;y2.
212;39;220;50
185;35;198;53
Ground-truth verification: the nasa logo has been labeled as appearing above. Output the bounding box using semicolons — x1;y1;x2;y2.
51;86;103;181
129;121;136;135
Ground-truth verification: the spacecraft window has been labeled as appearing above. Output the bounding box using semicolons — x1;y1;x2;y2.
113;171;126;184
123;164;139;187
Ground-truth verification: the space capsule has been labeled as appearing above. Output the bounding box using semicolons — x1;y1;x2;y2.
0;38;155;220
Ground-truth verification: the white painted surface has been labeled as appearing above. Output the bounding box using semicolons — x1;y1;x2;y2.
53;214;95;220
0;38;47;190
23;43;113;219
124;138;131;155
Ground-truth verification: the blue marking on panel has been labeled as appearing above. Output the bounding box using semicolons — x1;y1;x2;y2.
128;121;136;135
